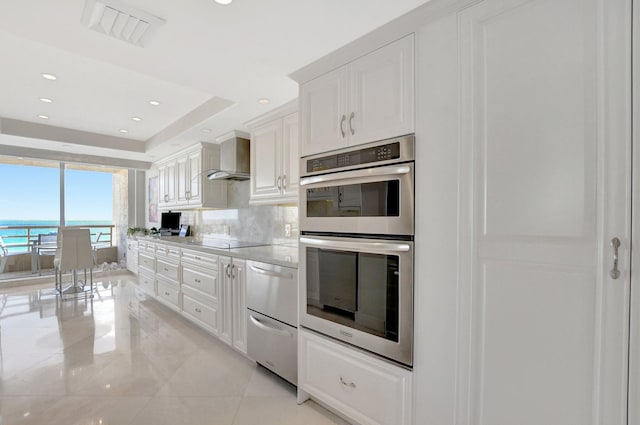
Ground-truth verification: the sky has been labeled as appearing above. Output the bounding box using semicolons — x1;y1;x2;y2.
0;163;113;221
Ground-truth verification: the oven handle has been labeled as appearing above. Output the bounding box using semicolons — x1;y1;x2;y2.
249;265;293;279
300;236;411;252
249;314;293;337
299;164;411;186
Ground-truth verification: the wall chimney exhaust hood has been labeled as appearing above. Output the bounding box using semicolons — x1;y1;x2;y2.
207;133;250;181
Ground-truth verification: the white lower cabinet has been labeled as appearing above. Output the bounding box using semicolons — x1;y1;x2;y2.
156;277;180;311
299;330;412;425
137;269;156;297
181;250;220;336
219;255;247;354
126;239;138;274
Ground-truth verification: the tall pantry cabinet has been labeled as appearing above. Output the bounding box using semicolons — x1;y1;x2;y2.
414;0;632;424
292;0;634;424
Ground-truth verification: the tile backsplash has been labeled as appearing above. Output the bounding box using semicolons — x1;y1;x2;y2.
177;181;298;245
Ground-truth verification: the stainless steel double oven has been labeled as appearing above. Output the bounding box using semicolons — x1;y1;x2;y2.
299;134;414;366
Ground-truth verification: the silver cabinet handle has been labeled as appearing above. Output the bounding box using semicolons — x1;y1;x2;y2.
610;237;621;279
249;315;292;337
340;114;346;138
349;112;355;135
339;376;356;388
277;176;282;191
194;278;201;283
282;174;286;190
164;291;170;296
249;264;293;279
195;307;202;313
231;264;235;279
225;264;231;278
164;194;169;202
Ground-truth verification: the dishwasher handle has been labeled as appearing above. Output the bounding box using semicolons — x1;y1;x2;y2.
249;265;293;279
249;314;292;337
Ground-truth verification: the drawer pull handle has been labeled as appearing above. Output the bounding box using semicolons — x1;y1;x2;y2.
249;265;293;279
195;308;202;313
164;268;169;272
164;291;170;296
195;256;201;260
339;377;356;389
194;279;201;283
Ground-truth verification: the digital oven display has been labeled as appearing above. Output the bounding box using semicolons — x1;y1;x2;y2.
307;142;400;173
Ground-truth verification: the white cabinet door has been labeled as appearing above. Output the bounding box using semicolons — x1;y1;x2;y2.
349;35;414;146
414;0;632;424
218;255;247;353
219;256;233;346
187;149;201;204
231;258;246;355
176;156;189;205
300;66;348;156
251;121;282;201
158;164;168;207
164;161;176;205
281;111;299;201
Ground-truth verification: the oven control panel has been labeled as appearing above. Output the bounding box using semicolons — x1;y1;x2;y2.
307;141;402;174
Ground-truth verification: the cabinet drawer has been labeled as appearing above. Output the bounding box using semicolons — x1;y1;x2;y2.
137;271;156;296
300;330;413;425
157;279;180;308
182;265;218;299
156;258;179;282
182;249;218;269
139;241;156;253
156;244;181;261
182;294;218;330
138;253;155;273
247;310;297;385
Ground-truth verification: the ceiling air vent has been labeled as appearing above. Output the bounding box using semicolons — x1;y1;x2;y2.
81;0;166;47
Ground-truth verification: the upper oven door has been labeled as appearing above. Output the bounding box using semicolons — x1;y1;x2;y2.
299;162;414;236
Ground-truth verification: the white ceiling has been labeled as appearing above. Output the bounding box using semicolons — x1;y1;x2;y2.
0;0;429;168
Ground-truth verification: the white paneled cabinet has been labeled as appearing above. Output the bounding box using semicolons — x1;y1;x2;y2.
413;0;632;424
219;255;247;354
247;100;299;205
299;330;413;425
126;239;138;274
181;249;220;336
300;35;414;156
157;143;227;210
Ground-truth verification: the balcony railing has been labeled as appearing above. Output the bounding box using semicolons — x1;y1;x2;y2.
0;224;114;253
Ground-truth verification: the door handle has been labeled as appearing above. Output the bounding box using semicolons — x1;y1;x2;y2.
340;114;346;138
249;264;293;279
277;176;282;191
282;174;286;190
610;237;621;279
349;112;355;135
300;164;411;186
249;314;292;337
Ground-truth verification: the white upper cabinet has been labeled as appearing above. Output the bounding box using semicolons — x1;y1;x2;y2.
247;100;299;205
157;143;227;210
300;34;414;157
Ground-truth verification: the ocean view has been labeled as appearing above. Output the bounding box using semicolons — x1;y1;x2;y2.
0;220;113;252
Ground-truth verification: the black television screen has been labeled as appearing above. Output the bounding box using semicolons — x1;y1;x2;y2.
161;211;181;230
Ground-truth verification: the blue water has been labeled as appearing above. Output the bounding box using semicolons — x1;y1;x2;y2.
0;220;112;252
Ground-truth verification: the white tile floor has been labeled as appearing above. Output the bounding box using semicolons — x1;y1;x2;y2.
0;277;349;425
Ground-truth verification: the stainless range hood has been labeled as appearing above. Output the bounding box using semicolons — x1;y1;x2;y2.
207;135;250;181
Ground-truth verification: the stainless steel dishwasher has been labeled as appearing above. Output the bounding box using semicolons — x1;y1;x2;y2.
246;259;298;385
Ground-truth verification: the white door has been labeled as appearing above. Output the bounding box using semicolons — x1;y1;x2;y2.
349;34;414;146
187;150;201;204
176;156;189;205
219;256;233;346
281;112;299;200
414;0;632;424
250;121;282;201
231;258;247;354
300;66;348;156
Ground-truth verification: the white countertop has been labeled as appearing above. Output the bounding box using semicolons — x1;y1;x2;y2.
136;236;298;268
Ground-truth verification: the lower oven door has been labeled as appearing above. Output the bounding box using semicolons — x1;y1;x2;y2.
247;309;298;385
299;235;414;366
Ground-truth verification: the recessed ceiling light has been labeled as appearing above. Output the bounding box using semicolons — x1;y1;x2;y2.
17;157;24;160
131;117;143;122
215;0;233;4
119;129;129;133
149;100;160;106
258;98;270;104
201;128;212;133
41;73;57;81
38;115;49;119
39;97;53;103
